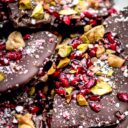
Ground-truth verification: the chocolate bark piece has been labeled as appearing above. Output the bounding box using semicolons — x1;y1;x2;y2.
0;31;59;93
50;8;128;128
7;0;112;28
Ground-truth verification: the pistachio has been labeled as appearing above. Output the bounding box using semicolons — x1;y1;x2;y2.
107;70;114;77
19;0;32;10
29;87;35;96
69;70;77;74
0;72;5;81
77;44;88;52
96;45;105;58
57;58;70;69
31;2;44;19
57;44;73;58
108;54;125;68
65;94;72;103
84;25;92;32
106;49;116;54
6;31;25;51
80;35;90;44
76;94;88;106
43;84;49;94
81;25;105;43
59;8;77;15
91;80;112;96
16;113;35;128
65;87;74;95
48;63;56;75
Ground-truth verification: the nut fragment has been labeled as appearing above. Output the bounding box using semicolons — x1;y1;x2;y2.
19;0;32;10
6;31;25;51
76;94;88;106
48;63;56;75
65;87;74;95
81;25;105;43
16;113;35;128
91;80;112;96
96;45;105;58
108;54;125;68
59;9;77;15
0;72;5;81
57;57;70;69
31;2;44;19
77;44;88;52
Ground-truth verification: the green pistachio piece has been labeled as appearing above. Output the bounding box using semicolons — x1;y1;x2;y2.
91;80;112;96
58;44;73;58
69;70;77;74
107;70;114;77
84;25;92;32
76;94;88;106
29;87;35;96
48;63;56;75
80;35;90;44
77;44;88;52
65;94;72;103
106;49;116;54
0;72;5;81
65;87;74;95
19;0;32;10
81;25;105;43
59;9;77;15
31;3;44;19
57;57;70;69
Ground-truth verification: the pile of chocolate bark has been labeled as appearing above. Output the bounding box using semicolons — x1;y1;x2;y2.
0;0;128;128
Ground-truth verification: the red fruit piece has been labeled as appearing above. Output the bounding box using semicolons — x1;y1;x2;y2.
6;51;22;60
30;106;39;113
106;32;115;44
63;16;70;25
86;59;93;68
38;91;46;99
89;102;102;112
88;47;97;57
23;34;31;40
71;40;81;49
52;11;60;17
84;11;95;18
89;19;97;26
85;78;95;89
1;0;15;3
70;77;80;86
109;43;117;51
60;77;69;87
80;89;90;95
53;69;61;77
55;89;66;95
89;95;100;101
108;8;117;15
55;81;62;88
0;44;5;50
117;92;128;102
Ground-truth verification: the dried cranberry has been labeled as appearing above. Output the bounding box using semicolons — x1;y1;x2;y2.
0;44;5;50
63;16;70;25
117;92;128;102
6;51;22;60
89;95;100;101
30;106;39;113
23;34;30;40
89;102;102;112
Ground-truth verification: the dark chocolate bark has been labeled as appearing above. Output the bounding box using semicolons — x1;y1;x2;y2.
50;8;128;128
0;31;59;93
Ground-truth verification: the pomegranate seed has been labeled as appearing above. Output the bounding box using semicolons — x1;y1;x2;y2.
0;57;9;65
86;70;94;77
71;41;81;49
84;11;95;18
60;77;69;87
52;11;60;17
0;44;5;50
89;102;102;112
1;0;15;3
86;59;93;68
70;77;80;86
106;32;115;44
70;52;75;60
85;78;95;89
55;89;66;95
63;16;70;25
53;69;61;77
80;89;90;95
82;75;89;84
23;34;30;40
38;91;46;99
117;92;128;102
6;51;22;60
89;47;97;57
89;95;100;101
109;43;117;51
89;19;97;26
115;111;126;121
30;106;39;113
108;8;117;15
55;81;61;88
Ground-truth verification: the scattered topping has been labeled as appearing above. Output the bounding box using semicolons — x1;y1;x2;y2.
0;72;5;81
65;87;74;95
48;63;56;75
76;94;88;106
16;113;35;128
59;9;77;15
6;31;25;51
89;102;102;112
91;80;112;96
31;2;44;19
57;58;70;69
108;54;125;68
96;45;105;58
117;92;128;102
77;44;88;52
19;0;32;10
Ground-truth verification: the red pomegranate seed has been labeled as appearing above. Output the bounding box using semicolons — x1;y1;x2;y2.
71;41;81;49
30;106;39;113
63;16;70;25
84;11;94;18
80;89;90;95
108;8;117;15
6;51;22;60
52;11;60;17
109;43;117;51
0;44;5;50
89;47;97;57
82;75;89;84
60;77;69;87
53;69;61;77
38;91;46;99
89;95;100;101
55;81;61;88
89;102;102;112
86;59;93;68
70;77;80;86
55;89;66;95
70;52;75;60
87;70;94;77
85;78;95;89
1;0;15;3
23;34;30;40
89;19;97;26
107;32;115;44
117;92;128;102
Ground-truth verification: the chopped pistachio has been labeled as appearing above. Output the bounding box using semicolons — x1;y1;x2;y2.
69;70;77;74
106;49;116;54
96;45;105;58
108;54;125;68
43;84;49;94
57;58;70;69
91;80;112;96
58;44;73;58
59;9;77;15
19;0;32;10
6;31;25;51
48;63;56;75
31;2;44;19
77;44;88;52
65;87;74;95
29;87;35;96
39;74;48;82
65;94;72;103
84;25;92;32
81;25;105;43
107;70;114;77
76;94;88;106
0;72;5;81
95;71;103;76
16;113;35;128
80;35;90;44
